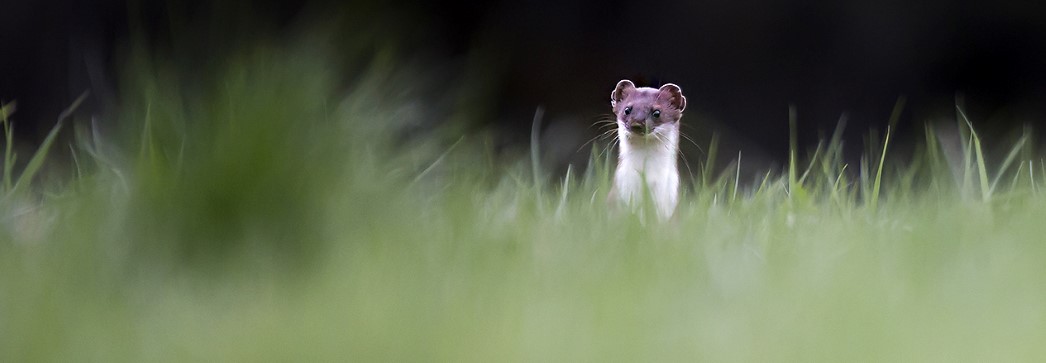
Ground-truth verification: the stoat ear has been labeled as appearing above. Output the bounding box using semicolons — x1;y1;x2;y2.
658;83;687;111
611;80;635;108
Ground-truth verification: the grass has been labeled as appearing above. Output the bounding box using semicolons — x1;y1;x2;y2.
3;34;1046;362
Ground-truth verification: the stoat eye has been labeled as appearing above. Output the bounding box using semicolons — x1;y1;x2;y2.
624;106;632;115
652;109;661;118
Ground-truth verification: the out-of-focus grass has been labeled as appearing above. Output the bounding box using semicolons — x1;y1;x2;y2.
3;33;1046;362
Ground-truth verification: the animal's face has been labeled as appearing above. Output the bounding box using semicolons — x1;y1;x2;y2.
610;80;687;137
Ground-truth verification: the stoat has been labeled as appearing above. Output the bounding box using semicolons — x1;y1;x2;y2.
607;80;686;220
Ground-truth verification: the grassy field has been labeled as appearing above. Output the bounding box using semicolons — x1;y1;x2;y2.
2;35;1046;361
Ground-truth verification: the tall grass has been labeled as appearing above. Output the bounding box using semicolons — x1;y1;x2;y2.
2;34;1046;361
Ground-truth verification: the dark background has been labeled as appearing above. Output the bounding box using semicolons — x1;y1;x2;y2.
3;0;1046;167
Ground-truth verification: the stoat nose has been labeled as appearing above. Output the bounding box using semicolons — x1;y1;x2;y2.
628;122;647;134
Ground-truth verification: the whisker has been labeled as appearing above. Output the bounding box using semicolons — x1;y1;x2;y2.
576;128;620;153
679;131;704;155
676;143;697;186
588;119;619;132
680;123;703;133
654;131;695;185
588;114;618;123
599;136;619;160
654;130;696;187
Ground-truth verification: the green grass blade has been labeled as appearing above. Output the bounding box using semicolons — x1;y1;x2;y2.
531;107;545;211
732;151;741;203
822;115;847;180
887;96;906;130
957;107;991;202
2;101;16;192
989;134;1027;194
1031;160;1038;196
410;135;465;186
798;140;823;186
1010;161;1024;193
6;92;87;198
555;164;573;217
8;120;63;198
831;163;848;206
788;105;798;195
700;134;719;188
962;132;974;198
869;126;891;210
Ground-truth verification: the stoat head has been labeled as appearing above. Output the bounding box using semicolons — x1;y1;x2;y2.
610;80;687;139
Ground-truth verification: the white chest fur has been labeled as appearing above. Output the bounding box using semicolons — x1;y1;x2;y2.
611;126;680;219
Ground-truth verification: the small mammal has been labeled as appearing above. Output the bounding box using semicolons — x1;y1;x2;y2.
607;80;686;220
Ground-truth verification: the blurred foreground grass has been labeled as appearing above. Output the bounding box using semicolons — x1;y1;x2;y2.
2;36;1046;362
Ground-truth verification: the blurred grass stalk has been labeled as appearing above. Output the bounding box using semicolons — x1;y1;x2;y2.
1;26;1046;361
